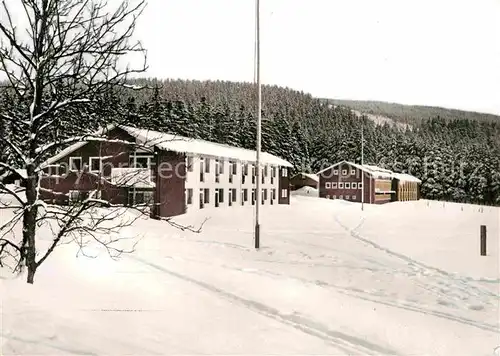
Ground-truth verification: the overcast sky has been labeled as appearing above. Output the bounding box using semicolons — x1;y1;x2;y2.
132;0;500;115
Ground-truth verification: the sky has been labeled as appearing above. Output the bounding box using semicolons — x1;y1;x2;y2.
131;0;500;115
1;0;499;115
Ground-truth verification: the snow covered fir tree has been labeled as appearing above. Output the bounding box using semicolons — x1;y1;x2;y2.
3;78;498;207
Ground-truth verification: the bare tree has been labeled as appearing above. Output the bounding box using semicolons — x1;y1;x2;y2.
0;0;199;284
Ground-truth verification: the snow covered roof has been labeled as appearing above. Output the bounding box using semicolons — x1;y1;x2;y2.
392;173;422;183
316;161;421;181
316;161;393;179
110;168;155;188
292;172;319;182
42;124;292;168
119;125;293;167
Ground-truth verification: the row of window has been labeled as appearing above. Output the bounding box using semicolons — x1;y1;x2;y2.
67;153;154;173
68;189;155;206
325;181;363;189
69;156;103;173
186;187;288;208
187;156;287;176
194;157;287;184
325;194;357;200
331;169;357;176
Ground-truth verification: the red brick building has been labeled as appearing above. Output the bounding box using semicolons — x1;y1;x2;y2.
39;125;292;218
317;161;420;204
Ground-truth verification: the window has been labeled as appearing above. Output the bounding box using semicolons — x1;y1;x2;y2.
339;195;343;200
351;169;356;175
200;159;205;182
89;157;102;173
215;160;221;183
272;189;276;200
332;195;336;199
345;196;350;200
229;174;233;183
342;169;348;176
231;161;237;175
186;156;193;172
358;182;363;189
69;157;82;171
128;190;154;205
352;195;357;200
252;165;256;184
281;189;288;198
130;153;153;169
204;188;209;204
281;167;288;177
135;156;150;169
264;166;268;177
345;182;350;189
68;190;81;202
231;188;237;202
205;158;210;173
218;188;224;203
243;189;248;202
352;182;357;189
325;182;331;189
332;182;338;189
333;170;338;175
339;182;344;189
263;189;268;200
243;163;249;175
326;195;330;199
252;189;256;205
215;159;224;175
187;188;193;204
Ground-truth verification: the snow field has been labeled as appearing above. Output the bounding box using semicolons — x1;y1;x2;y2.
1;195;499;355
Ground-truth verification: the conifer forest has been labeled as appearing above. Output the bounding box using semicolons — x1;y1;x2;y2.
1;78;499;206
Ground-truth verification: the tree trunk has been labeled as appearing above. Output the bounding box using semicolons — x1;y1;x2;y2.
23;165;38;284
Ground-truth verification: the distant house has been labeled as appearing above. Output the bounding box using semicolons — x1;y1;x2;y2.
39;125;292;218
316;160;420;204
0;169;27;188
290;172;318;190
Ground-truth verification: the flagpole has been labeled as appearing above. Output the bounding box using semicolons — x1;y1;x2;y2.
254;0;261;249
361;119;365;211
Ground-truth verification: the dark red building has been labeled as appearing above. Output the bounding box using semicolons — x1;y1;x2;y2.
317;161;420;204
39;125;292;218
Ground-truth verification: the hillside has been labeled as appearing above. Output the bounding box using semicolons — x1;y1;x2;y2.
2;195;498;355
323;99;500;125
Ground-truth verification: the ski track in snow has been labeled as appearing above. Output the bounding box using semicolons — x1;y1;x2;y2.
155;205;498;336
334;213;499;301
130;255;401;356
148;242;499;334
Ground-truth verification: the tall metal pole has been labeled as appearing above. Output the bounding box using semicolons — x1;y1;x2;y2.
254;0;261;249
361;119;364;211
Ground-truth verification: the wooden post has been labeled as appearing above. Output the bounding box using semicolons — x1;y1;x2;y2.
480;225;487;256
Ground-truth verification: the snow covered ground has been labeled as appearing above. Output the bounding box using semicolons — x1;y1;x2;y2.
1;195;499;355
